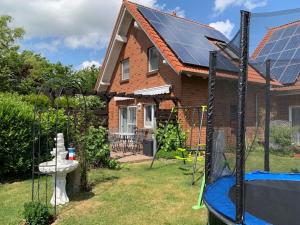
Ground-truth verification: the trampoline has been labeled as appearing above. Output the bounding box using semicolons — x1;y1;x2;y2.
204;172;300;225
202;9;300;225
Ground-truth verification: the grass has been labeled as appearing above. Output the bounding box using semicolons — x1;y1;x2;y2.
1;153;300;225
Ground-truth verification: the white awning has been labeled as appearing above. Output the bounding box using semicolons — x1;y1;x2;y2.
114;97;134;101
134;85;171;96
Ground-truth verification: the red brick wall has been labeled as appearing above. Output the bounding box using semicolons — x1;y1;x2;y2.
108;22;181;132
212;79;265;147
271;78;300;122
106;21;266;149
272;94;300;121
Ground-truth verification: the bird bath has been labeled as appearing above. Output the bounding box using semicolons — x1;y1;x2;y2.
39;133;79;206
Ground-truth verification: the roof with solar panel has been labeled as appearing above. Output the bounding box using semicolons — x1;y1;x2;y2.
252;20;300;85
137;5;238;72
96;1;274;91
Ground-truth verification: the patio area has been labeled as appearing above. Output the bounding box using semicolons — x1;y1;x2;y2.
108;128;155;163
110;151;152;163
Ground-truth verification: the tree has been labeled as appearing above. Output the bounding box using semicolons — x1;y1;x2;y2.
0;15;100;94
72;65;100;93
0;15;25;92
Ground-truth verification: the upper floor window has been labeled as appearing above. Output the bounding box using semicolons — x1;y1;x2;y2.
148;47;159;72
122;59;129;80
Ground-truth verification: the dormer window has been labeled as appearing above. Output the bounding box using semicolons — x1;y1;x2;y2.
122;58;129;80
148;47;159;72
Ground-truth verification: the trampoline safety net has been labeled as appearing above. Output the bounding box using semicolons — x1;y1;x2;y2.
205;7;300;225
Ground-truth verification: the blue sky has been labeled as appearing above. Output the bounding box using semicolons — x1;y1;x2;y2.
0;0;299;69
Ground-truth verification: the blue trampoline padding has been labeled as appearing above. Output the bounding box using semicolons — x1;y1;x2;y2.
204;171;300;225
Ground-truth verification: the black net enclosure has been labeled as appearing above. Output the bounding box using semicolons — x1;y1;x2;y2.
203;8;300;225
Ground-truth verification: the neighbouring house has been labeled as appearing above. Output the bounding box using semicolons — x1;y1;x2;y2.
95;1;274;150
252;20;300;144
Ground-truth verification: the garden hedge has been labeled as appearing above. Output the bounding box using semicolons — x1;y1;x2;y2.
0;93;67;178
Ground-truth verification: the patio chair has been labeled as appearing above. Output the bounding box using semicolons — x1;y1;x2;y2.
133;129;146;154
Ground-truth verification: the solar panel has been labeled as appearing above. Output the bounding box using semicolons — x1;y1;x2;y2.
269;29;284;42
256;55;267;63
167;41;199;65
271;66;285;80
271;38;289;53
282;24;297;37
281;64;300;84
285;34;300;50
274;49;296;67
253;23;300;84
138;5;238;72
258;42;275;56
295;25;300;34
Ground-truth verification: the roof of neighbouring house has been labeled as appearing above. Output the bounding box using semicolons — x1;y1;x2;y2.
252;20;300;85
95;1;276;92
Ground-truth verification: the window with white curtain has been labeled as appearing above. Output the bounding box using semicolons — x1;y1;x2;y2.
121;59;129;80
119;106;136;134
148;47;159;72
144;105;155;128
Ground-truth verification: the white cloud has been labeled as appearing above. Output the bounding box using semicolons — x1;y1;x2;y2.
214;0;267;14
209;19;235;38
78;60;101;70
0;0;183;51
33;40;61;52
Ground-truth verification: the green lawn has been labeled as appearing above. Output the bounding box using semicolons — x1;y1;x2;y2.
1;153;300;225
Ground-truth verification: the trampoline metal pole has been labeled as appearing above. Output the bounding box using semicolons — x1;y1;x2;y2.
236;10;250;224
205;51;217;184
264;59;271;172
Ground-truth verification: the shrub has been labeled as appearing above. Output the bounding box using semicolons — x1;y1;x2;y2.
23;201;52;225
0;93;34;176
79;95;105;109
270;123;296;156
155;123;187;152
54;96;80;109
0;92;68;177
80;126;119;169
21;93;51;108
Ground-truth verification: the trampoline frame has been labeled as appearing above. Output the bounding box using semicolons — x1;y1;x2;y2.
204;10;266;224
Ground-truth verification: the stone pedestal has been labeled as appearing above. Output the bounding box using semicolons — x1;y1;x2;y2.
66;166;81;197
50;173;69;206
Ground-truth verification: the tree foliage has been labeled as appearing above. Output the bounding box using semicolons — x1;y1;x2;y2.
0;15;100;94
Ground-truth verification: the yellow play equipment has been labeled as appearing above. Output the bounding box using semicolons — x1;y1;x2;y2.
176;105;207;185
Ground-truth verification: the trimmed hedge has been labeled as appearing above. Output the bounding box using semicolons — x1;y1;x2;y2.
0;93;68;178
0;93;34;177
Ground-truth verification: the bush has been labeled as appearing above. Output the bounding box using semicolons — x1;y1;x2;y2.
270;123;296;156
79;95;105;109
23;201;52;225
0;92;68;178
21;93;51;108
0;93;34;177
80;126;119;169
155;123;187;152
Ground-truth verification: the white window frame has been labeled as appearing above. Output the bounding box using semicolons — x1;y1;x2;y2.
289;105;300;145
144;104;156;129
119;106;136;134
121;58;129;81
148;47;159;72
289;105;300;122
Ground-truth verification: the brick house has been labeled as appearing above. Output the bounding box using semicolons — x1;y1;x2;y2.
95;1;272;150
252;20;300;144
